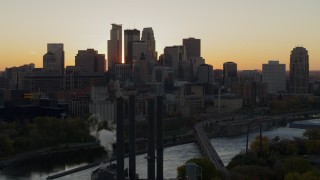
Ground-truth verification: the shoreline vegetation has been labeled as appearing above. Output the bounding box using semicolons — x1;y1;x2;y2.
225;128;320;179
0;115;195;169
177;128;320;179
1;112;319;164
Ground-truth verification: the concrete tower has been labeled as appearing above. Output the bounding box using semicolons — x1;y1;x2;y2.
289;47;309;95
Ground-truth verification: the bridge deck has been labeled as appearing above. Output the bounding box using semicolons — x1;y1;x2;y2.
194;122;230;179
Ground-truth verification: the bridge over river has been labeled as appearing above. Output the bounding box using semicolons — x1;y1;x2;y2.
195;121;230;179
194;110;320;179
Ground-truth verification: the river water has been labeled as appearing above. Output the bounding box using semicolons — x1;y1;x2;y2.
0;123;309;179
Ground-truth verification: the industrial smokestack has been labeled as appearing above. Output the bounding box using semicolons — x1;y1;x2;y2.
116;98;124;180
128;95;136;180
147;98;156;180
156;96;164;180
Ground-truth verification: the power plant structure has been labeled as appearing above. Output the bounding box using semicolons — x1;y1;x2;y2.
91;95;164;180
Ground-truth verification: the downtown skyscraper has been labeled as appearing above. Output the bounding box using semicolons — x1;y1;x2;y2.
262;61;286;94
183;37;201;58
75;49;106;73
124;29;140;65
141;27;157;61
223;62;237;91
108;24;122;71
43;43;64;74
289;47;309;95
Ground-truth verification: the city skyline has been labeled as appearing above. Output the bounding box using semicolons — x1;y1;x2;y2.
1;0;320;71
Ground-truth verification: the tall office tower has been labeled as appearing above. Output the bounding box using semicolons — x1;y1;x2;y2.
197;64;213;84
163;46;187;80
124;29;140;65
141;27;157;60
142;27;157;78
43;43;64;74
223;62;237;91
289;47;309;94
183;38;201;58
108;24;122;71
75;49;106;73
262;61;286;94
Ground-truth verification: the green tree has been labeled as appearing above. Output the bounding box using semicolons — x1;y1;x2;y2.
285;170;320;180
0;116;93;157
286;142;299;155
230;165;276;180
304;128;320;140
302;170;320;180
282;157;312;174
250;136;270;155
227;153;259;169
285;172;304;180
0;135;14;156
305;140;320;154
177;157;222;180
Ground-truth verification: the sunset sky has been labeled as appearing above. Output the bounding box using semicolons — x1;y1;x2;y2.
1;0;320;71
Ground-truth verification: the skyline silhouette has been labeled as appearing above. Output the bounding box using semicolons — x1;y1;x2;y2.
1;0;320;70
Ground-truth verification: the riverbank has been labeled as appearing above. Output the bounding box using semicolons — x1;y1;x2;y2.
2;111;319;179
0;142;101;169
0;122;313;179
45;126;307;179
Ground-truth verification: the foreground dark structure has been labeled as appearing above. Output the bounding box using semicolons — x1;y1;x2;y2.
92;95;164;180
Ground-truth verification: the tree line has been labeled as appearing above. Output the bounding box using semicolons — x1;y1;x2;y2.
227;128;320;179
0;117;94;158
